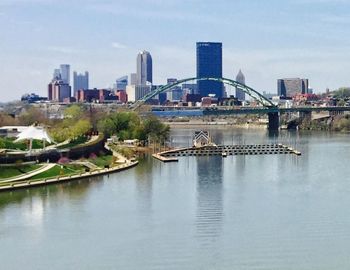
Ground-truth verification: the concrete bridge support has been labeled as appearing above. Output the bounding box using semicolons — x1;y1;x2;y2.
268;112;279;130
299;111;312;122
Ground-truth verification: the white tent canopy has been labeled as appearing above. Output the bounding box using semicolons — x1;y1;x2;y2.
15;126;53;144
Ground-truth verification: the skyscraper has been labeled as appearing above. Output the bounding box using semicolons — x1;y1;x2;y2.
130;73;137;85
136;51;152;85
235;69;246;101
115;76;128;90
73;71;89;95
53;69;61;80
196;42;223;98
166;78;183;101
60;64;70;85
277;78;309;97
48;79;71;102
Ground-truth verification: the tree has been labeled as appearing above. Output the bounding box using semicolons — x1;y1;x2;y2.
142;116;170;143
18;107;46;126
0;113;17;126
72;119;92;138
64;105;84;120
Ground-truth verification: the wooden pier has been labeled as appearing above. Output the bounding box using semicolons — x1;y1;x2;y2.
153;143;301;162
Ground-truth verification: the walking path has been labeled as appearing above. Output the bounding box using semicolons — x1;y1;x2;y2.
1;163;56;183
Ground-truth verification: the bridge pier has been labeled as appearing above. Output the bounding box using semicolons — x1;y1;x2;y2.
268;112;279;130
299;111;312;121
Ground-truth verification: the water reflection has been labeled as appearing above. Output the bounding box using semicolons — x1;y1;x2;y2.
0;176;104;212
135;155;154;216
195;156;224;240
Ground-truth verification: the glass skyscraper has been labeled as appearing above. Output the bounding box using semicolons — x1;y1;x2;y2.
196;42;223;98
137;51;152;85
73;71;89;94
235;69;246;101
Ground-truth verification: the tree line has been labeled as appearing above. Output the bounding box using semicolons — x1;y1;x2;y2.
0;105;170;145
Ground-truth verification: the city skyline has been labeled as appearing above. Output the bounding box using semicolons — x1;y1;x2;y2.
2;0;350;101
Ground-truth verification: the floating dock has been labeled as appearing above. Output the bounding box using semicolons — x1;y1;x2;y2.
153;144;301;162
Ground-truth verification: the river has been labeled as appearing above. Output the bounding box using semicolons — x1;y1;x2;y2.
1;128;350;269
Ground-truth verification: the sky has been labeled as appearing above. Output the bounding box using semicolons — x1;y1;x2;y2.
1;0;350;101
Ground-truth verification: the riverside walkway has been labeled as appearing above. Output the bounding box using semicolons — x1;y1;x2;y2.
0;160;138;192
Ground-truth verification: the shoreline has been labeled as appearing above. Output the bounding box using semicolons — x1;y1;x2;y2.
0;160;139;192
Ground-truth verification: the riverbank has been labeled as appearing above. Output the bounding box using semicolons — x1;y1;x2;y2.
0;160;138;192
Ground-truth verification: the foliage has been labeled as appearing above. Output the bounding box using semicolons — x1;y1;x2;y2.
18;107;46;126
142;115;170;143
332;88;350;99
333;116;350;132
97;112;170;144
50;106;92;143
64;105;84;120
0;113;17;126
97;111;140;139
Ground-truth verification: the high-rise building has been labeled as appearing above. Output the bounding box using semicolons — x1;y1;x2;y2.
166;78;183;101
48;79;71;102
130;73;137;85
115;76;128;91
126;85;151;102
196;42;223;98
53;69;61;80
277;78;309;97
235;69;246;101
182;83;198;95
73;71;89;95
60;64;70;85
136;51;152;85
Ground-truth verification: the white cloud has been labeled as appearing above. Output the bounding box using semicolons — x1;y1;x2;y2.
47;46;85;54
111;42;127;49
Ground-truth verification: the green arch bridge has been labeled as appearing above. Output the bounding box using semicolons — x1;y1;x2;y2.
132;77;280;130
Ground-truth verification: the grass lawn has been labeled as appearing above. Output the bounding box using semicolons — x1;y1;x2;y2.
0;165;41;179
89;155;113;168
57;136;89;149
0;137;50;151
29;165;84;180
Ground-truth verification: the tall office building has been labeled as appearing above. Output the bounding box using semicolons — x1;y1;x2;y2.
130;73;137;85
73;71;89;94
277;78;309;97
115;76;128;90
53;69;61;80
48;79;71;102
166;78;183;101
196;42;223;98
235;69;246;101
136;51;152;85
60;64;70;85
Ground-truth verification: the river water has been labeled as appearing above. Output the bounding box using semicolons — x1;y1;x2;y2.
1;128;350;270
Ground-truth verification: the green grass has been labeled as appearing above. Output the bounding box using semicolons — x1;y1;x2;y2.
57;136;89;149
0;165;41;179
29;165;84;180
0;137;50;151
89;155;113;168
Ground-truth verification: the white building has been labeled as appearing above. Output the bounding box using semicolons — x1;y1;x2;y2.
126;85;151;102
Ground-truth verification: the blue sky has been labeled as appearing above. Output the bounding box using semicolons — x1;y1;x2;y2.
1;0;350;101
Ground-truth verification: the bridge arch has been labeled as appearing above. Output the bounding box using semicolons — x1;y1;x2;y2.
132;77;276;109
